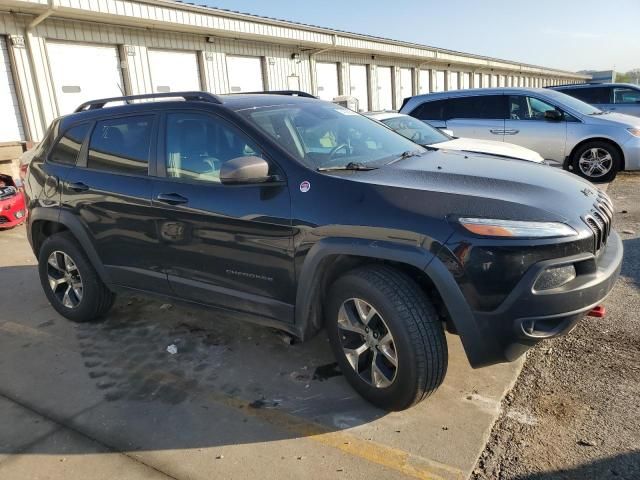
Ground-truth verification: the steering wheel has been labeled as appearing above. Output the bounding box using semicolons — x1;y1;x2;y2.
411;131;422;142
328;143;350;160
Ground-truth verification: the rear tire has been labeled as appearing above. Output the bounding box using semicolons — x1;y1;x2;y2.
326;265;447;411
571;141;620;183
38;232;114;322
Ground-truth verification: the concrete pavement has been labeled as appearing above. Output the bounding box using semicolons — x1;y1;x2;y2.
0;224;524;480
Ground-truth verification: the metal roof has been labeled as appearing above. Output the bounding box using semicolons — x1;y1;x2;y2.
160;0;587;78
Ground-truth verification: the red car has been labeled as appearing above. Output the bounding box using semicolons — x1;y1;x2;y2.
0;174;27;229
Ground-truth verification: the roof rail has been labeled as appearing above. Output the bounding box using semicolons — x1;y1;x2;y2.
239;90;317;98
74;91;223;112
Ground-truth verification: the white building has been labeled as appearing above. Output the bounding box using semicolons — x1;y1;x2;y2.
0;0;589;151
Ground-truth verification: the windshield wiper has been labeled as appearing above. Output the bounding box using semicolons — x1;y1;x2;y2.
317;161;378;172
386;150;423;165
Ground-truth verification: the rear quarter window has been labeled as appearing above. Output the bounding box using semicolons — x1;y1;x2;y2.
49;124;91;166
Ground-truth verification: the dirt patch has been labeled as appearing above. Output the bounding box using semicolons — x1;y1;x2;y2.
472;173;640;480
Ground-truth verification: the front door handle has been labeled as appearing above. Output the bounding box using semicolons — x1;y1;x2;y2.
503;129;520;135
156;193;188;205
68;181;89;192
489;129;505;135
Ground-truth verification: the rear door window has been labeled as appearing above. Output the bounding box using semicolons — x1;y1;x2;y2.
49;124;91;166
447;95;506;120
87;116;154;175
563;87;611;104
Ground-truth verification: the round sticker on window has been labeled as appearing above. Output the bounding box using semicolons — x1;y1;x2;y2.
299;180;311;193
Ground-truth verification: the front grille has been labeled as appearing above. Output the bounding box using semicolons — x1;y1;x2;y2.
0;216;8;224
583;191;614;253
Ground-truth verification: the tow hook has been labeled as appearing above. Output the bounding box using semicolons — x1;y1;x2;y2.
587;305;606;318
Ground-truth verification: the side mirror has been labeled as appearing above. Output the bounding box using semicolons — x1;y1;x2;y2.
220;156;271;184
544;109;563;121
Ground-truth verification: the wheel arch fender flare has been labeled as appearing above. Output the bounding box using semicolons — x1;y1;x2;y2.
29;207;112;285
423;255;495;368
294;237;436;339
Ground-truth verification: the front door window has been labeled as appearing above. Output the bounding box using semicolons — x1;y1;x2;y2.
508;96;562;121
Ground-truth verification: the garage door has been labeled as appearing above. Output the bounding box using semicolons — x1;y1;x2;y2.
462;72;471;89
449;72;459;91
226;56;264;93
348;64;368;112
316;62;339;101
376;66;393;110
47;42;123;116
0;37;24;142
434;70;445;92
148;49;200;93
418;69;430;94
399;68;413;101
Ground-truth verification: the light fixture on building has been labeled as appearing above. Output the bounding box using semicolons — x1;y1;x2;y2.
206;36;216;44
291;53;300;60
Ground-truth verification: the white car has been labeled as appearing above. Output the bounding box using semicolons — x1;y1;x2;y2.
366;112;544;163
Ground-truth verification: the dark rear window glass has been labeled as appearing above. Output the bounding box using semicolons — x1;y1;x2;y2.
561;87;611;104
87;116;153;175
49;124;90;166
410;100;447;121
447;95;506;119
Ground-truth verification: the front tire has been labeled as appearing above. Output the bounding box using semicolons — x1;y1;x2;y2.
326;265;448;411
38;232;115;322
571;141;620;183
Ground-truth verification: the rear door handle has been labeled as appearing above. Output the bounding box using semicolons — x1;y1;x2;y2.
156;193;188;205
68;181;89;192
503;129;520;135
489;129;505;135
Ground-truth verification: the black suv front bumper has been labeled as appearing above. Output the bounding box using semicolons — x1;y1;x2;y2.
460;230;623;367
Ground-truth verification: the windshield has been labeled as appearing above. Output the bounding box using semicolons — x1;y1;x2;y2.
236;104;425;169
544;89;604;115
380;115;450;145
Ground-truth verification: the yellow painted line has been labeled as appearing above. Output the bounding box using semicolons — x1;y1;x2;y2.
2;321;465;479
143;369;465;480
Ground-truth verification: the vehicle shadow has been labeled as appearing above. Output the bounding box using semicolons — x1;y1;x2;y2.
512;450;640;479
0;264;390;456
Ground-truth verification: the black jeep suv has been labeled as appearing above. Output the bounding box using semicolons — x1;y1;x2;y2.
24;91;623;411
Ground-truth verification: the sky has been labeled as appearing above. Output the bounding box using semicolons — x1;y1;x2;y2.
201;0;639;72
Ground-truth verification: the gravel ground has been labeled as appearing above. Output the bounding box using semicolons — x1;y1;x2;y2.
472;173;640;480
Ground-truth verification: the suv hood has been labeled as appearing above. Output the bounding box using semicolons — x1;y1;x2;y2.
432;137;544;163
351;149;601;225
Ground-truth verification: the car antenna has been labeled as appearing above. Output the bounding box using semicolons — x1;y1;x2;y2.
116;83;131;105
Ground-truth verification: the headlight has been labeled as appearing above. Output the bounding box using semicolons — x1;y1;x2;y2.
628;128;640;137
458;218;577;238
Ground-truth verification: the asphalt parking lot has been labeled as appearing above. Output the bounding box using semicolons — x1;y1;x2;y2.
0;222;524;480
